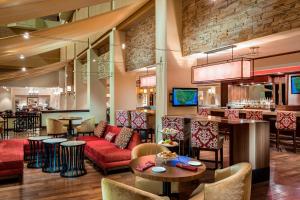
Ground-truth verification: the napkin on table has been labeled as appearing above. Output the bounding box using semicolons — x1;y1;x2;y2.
136;161;155;172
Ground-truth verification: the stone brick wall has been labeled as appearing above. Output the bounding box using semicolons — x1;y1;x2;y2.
182;0;300;56
125;14;155;71
98;43;110;79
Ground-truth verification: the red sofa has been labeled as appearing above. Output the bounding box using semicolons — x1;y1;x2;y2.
77;125;140;174
0;139;24;180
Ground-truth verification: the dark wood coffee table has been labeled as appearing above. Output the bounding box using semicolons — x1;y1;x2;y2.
129;155;206;197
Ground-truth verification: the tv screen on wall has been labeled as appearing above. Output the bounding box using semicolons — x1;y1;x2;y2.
291;76;300;94
172;88;198;107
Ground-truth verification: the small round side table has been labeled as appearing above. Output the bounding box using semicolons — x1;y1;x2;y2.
42;138;68;173
60;141;86;177
27;136;52;168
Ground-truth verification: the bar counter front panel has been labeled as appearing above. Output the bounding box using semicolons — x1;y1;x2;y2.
165;114;270;183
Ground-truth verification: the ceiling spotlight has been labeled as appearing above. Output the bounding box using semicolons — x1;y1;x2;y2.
92;59;96;62
21;67;26;72
23;32;30;39
19;54;25;59
121;43;126;49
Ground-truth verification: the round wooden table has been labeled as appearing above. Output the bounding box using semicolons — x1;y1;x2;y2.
59;116;82;137
129;155;206;197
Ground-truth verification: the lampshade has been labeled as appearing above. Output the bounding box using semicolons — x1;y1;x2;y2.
192;58;253;83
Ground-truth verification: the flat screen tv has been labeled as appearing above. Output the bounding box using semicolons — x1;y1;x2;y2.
172;88;198;107
291;76;300;94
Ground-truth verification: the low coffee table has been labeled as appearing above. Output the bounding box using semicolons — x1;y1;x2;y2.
42;138;68;173
27;136;52;168
60;141;86;177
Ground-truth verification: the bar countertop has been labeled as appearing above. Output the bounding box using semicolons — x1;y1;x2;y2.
207;107;300;116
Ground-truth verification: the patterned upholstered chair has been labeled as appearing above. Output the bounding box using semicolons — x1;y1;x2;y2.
224;109;239;120
131;143;179;195
198;107;210;117
190;163;252;200
245;110;263;120
191;119;224;169
162;116;186;154
275;111;297;152
115;110;131;127
75;117;95;136
46;118;68;137
130;111;154;142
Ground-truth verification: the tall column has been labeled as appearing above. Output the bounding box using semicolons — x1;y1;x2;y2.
66;62;75;109
109;30;116;125
87;48;107;122
74;59;88;109
155;0;168;141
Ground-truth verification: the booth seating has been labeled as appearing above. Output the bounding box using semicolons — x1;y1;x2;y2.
0;140;24;181
77;124;140;174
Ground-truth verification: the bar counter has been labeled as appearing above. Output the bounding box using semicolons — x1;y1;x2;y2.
208;107;300;116
166;114;270;183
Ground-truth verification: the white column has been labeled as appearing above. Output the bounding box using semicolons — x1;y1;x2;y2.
87;48;107;122
155;0;168;141
109;30;116;125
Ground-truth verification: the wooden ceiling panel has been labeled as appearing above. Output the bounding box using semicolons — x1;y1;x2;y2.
0;0;110;25
0;0;149;65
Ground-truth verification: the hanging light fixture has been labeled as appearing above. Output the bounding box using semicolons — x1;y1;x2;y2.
191;45;253;83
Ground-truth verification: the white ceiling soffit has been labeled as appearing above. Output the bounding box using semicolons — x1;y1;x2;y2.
0;0;110;25
0;61;68;82
0;0;149;64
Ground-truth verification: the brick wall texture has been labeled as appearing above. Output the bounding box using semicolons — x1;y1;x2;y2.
182;0;300;56
125;14;155;71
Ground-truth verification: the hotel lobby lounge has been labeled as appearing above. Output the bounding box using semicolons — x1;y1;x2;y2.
0;0;300;199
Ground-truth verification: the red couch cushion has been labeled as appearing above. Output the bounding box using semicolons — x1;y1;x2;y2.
0;140;24;171
86;140;131;163
77;135;100;142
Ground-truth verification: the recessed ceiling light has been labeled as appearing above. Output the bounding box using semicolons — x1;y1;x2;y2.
21;67;26;72
23;32;30;39
19;54;25;59
121;43;126;49
92;59;96;62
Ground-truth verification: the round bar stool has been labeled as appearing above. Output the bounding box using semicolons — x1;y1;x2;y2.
42;138;68;173
60;141;86;177
27;136;52;168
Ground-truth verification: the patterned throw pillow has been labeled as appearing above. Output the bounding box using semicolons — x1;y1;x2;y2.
105;132;116;142
114;127;133;149
94;121;107;138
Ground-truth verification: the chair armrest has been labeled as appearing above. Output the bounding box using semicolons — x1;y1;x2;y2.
101;178;169;200
214;167;233;182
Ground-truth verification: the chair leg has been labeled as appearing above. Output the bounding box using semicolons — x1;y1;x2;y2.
293;130;297;153
215;149;218;169
220;147;224;169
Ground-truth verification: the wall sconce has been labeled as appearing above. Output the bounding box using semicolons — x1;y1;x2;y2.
61;85;75;96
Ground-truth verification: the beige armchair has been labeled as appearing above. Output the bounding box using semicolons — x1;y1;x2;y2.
131;143;179;195
190;162;252;200
46;118;67;137
101;178;169;200
75;117;95;135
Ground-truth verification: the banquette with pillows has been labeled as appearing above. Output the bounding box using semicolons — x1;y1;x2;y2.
77;121;141;174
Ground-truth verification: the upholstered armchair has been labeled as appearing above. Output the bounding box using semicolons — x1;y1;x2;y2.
75;117;95;135
190;162;252;200
46;118;67;137
131;143;179;195
101;178;169;200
